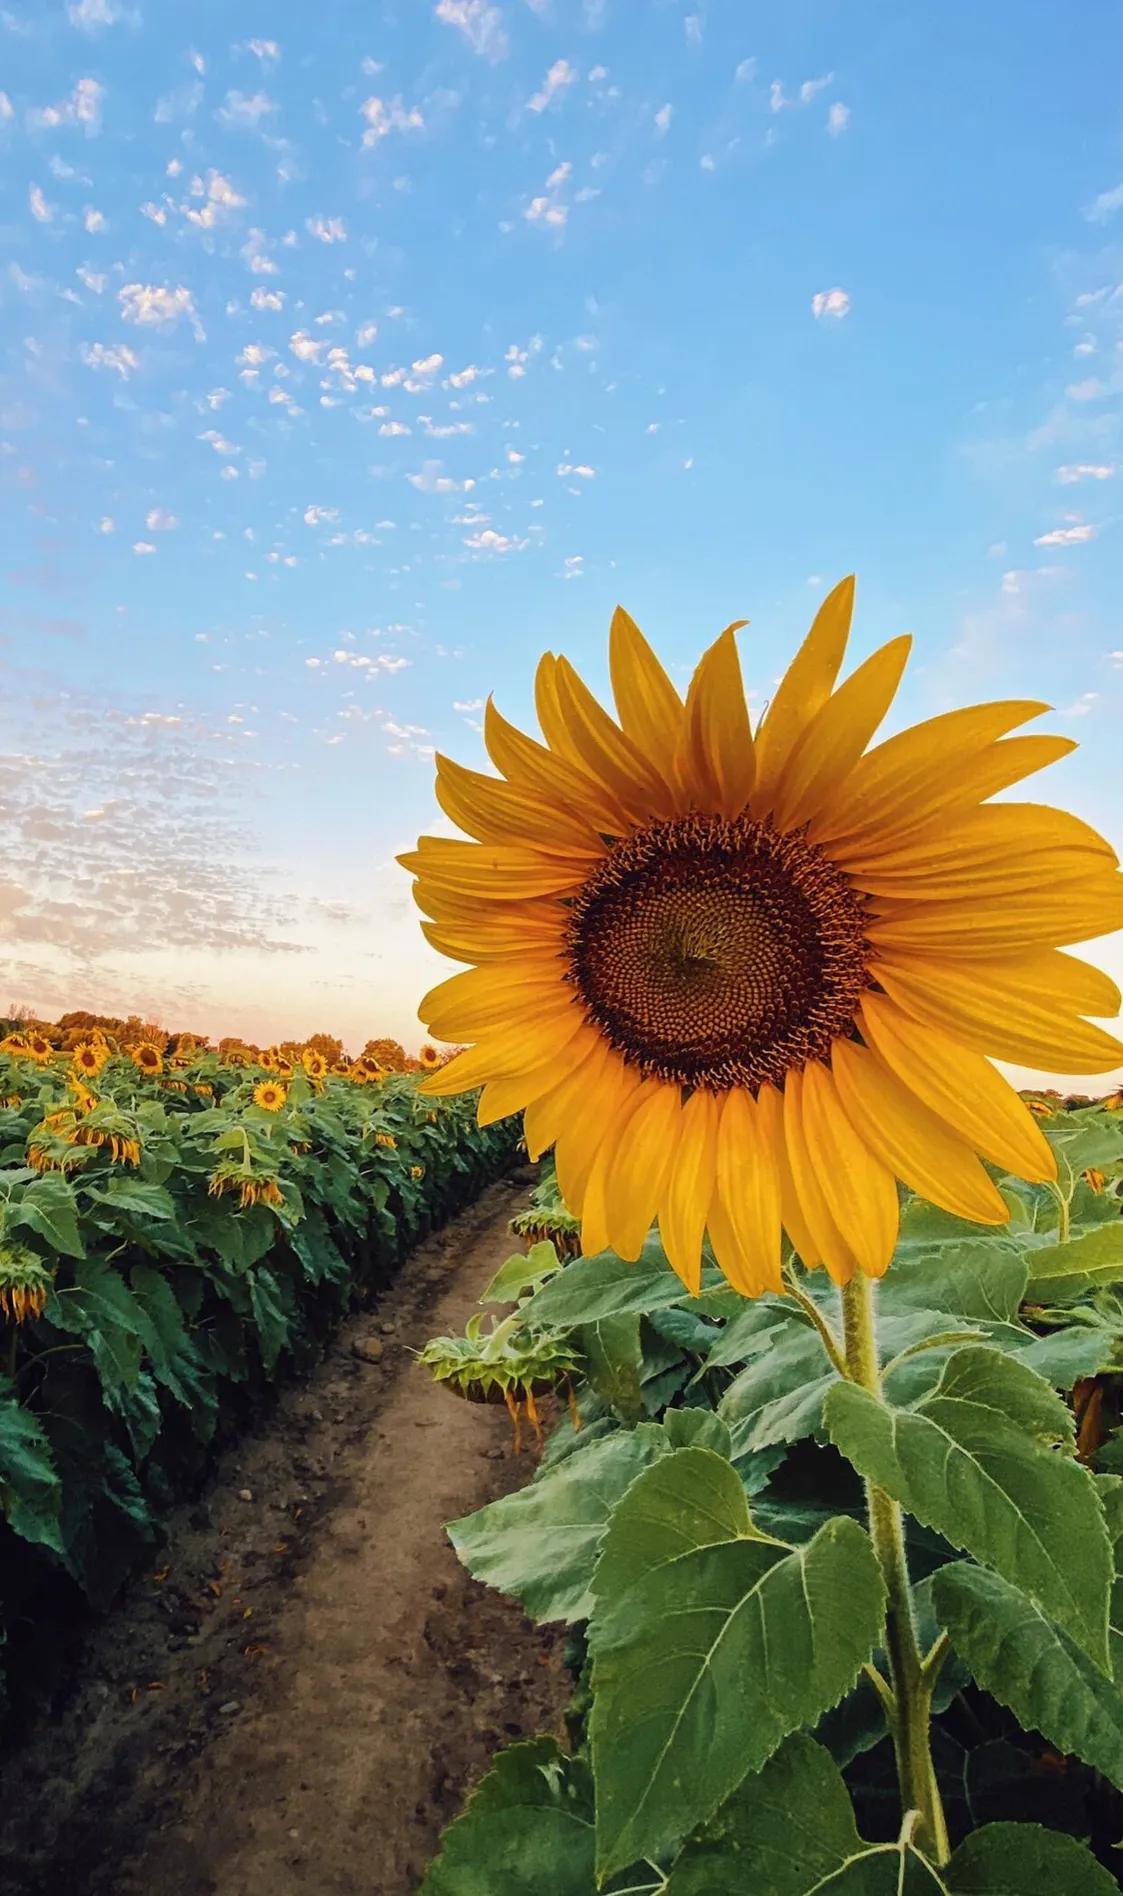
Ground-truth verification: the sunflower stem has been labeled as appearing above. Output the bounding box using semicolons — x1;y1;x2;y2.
782;1268;848;1379
839;1273;950;1868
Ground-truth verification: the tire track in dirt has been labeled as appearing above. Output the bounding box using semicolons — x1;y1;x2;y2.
1;1173;567;1896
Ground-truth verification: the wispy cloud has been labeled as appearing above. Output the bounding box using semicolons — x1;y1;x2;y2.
812;286;851;319
1084;182;1123;224
528;58;577;112
435;0;508;61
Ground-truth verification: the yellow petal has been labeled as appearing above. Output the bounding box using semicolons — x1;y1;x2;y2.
420;916;562;964
580;1084;652;1259
872;949;1123;1075
711;1087;783;1295
752;576;854;810
867;873;1123;955
799;1060;899;1279
812;701;1055;847
831;1039;1008;1224
476;1062;559;1126
419;1006;587;1095
399;839;586;900
657;1089;720;1293
781;1068;859;1285
553;1051;644;1212
675;622;755;817
845;802;1117;883
609;605;684;762
484;696;623;834
858;993;1057;1183
593;1080;683;1261
420;962;567;1037
769;1080;822;1268
523;1034;607;1162
434;753;603;857
768;635;912;832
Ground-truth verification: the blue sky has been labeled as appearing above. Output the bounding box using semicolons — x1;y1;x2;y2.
1;0;1122;1083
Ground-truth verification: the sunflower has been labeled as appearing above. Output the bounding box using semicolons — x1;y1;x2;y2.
302;1049;328;1081
254;1080;287;1112
24;1033;54;1064
72;1041;108;1078
374;1131;397;1149
0;1244;53;1324
418;1043;442;1071
274;1058;294;1080
132;1042;164;1076
403;582;1123;1297
410;1164;424;1181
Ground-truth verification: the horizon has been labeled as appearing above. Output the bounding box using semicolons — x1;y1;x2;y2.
2;1;1122;1091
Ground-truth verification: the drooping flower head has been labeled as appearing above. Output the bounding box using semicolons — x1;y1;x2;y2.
0;1244;53;1324
402;582;1123;1297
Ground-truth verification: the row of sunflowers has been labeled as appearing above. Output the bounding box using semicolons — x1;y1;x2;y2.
0;1024;513;1729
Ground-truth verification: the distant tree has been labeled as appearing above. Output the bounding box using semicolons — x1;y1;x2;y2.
362;1036;407;1072
305;1031;345;1064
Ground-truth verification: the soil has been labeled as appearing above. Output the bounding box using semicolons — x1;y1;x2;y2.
0;1174;569;1896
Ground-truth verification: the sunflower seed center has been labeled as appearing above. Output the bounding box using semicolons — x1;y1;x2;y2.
565;812;871;1091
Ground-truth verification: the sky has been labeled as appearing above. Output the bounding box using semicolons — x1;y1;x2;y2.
1;0;1122;1086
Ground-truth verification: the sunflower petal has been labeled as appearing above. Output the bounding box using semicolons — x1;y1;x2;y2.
477;1062;559;1126
484;696;623;834
551;1051;642;1209
831;1039;1009;1224
799;1060;899;1279
435;753;603;857
858;993;1057;1182
818;730;1071;856
676;623;755;817
399;839;585;900
781;1068;859;1285
547;655;674;820
419;1006;587;1095
769;635;912;831
609;606;684;761
752;576;854;809
657;1089;719;1293
712;1087;783;1295
873;950;1123;1075
600;1081;683;1261
420;961;567;1036
867;873;1123;955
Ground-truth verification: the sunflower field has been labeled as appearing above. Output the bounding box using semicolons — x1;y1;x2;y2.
420;1097;1123;1892
0;1023;516;1725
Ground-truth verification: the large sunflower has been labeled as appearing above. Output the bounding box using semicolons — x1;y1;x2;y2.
402;581;1123;1296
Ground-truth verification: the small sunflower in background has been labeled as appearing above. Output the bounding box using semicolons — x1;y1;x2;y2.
72;1041;108;1080
132;1042;164;1076
410;1164;424;1181
302;1049;328;1082
254;1080;287;1112
331;1058;353;1077
404;580;1123;1298
23;1032;54;1064
417;1043;442;1071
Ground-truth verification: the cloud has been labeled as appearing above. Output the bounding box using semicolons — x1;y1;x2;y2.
408;460;474;494
1085;182;1123;224
30;75;104;133
245;37;280;61
303;505;339;525
119;282;203;337
132;541;156;555
145;507;178;530
654;102;673;133
435;0;508;61
812;286;850;319
1034;522;1097;546
67;0;135;25
529;58;577;112
77;265;106;292
83;205;106;231
306;214;348;243
80;340;139;378
1057;462;1115;483
183;168;246;229
29;184;54;223
799;73;834;102
216;89;276;129
525;161;571;229
557;461;596;478
1065;377;1105;402
827;101;850;135
0;91;12;120
735;58;756;82
290;329;324;362
250;286;284;310
360;94;425;146
463;527;525;552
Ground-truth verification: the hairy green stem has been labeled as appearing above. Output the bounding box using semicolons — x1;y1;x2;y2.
840;1274;951;1867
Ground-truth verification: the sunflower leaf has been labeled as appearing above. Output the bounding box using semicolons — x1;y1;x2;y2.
592;1444;758;1607
932;1561;1123;1791
418;1737;598;1896
718;1307;839;1451
589;1514;885;1878
825;1346;1112;1670
1024;1222;1123;1302
519;1234;715;1327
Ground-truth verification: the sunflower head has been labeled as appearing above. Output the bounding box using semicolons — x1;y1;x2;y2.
302;1049;327;1080
25;1033;54;1063
410;1164;424;1181
374;1130;397;1149
254;1080;287;1112
0;1034;30;1058
72;1041;108;1077
418;1043;442;1071
208;1161;285;1209
0;1244;53;1324
402;584;1123;1299
132;1042;163;1075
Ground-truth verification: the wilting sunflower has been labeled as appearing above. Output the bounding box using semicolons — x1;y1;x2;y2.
254;1080;287;1112
0;1244;53;1324
403;581;1123;1296
132;1042;164;1076
418;1043;442;1071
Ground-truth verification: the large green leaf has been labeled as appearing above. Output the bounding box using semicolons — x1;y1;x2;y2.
932;1561;1123;1790
0;1378;64;1555
589;1516;885;1876
946;1822;1119;1895
46;1254;145;1397
1045;1110;1123;1175
718;1309;838;1452
578;1315;645;1422
826;1345;1112;1668
879;1240;1028;1324
449;1425;667;1623
419;1738;597;1896
521;1236;709;1327
247;1266;289;1372
592;1445;756;1605
129;1264;217;1433
1024;1223;1123;1303
663;1734;944;1895
7;1173;85;1258
480;1241;562;1305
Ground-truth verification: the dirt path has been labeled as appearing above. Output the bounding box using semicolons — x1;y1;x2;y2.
0;1174;568;1896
